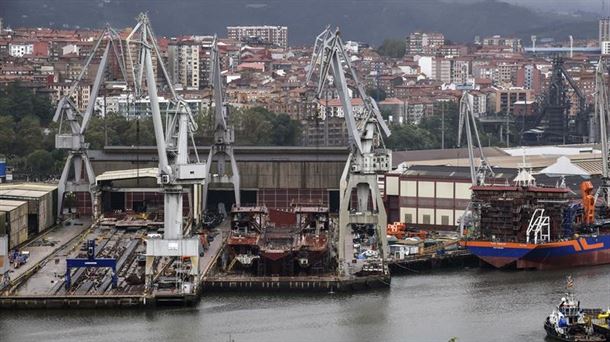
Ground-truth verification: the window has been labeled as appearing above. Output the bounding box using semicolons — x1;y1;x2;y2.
441;215;450;225
423;214;431;224
404;213;412;223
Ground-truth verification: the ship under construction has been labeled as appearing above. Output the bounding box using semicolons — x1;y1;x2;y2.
463;59;610;270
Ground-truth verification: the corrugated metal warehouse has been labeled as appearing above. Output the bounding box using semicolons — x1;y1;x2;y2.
0;183;58;236
0;199;29;249
89;146;347;211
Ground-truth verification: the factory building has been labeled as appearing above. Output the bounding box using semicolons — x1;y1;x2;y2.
384;166;517;230
85;146;347;216
386;145;602;230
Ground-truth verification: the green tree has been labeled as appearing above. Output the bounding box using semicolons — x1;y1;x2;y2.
419;101;460;149
0;83;53;124
232;107;302;146
235;107;274;145
25;149;55;179
270;113;301;146
123;118;155;146
0;116;16;156
85;115;108;149
385;123;437;150
377;39;406;58
15;115;43;156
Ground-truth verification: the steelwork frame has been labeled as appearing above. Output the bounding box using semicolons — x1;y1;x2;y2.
307;27;391;277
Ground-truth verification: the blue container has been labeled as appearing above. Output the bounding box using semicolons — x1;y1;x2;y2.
0;160;6;178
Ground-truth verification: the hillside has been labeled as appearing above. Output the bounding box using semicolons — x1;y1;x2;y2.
0;0;597;45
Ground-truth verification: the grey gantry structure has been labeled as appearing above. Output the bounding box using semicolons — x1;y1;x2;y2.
595;59;610;206
202;36;241;213
458;91;494;187
307;27;392;277
126;13;206;294
457;91;494;236
53;26;128;219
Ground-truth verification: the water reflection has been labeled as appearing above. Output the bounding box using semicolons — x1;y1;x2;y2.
2;265;610;342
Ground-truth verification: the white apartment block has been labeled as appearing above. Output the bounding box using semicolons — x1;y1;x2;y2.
317;98;365;119
601;18;610;47
168;42;200;90
406;32;444;55
602;41;610;55
50;84;91;112
482;35;522;52
9;43;34;57
227;25;288;48
468;92;487;118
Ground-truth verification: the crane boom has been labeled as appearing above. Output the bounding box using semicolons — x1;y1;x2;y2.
595;59;610;207
53;25;127;219
457;91;494;237
202;36;241;212
128;13;205;294
458;91;494;186
307;27;391;277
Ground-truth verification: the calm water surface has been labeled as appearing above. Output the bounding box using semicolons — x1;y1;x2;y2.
2;266;610;342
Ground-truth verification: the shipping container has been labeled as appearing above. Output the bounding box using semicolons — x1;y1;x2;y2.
0;199;28;249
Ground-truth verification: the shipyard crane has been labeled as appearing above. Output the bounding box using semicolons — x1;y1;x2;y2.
126;13;205;294
458;91;494;186
307;27;392;276
53;26;128;219
202;36;241;213
457;91;494;236
595;58;610;207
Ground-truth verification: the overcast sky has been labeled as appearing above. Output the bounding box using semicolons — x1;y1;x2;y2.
447;0;605;13
0;0;602;44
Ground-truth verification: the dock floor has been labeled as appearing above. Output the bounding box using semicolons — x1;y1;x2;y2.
2;218;92;293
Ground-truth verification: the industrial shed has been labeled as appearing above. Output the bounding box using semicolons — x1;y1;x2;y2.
0;199;29;249
0;183;58;236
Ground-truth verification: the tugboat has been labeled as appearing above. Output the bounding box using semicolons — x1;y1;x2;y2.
544;276;605;341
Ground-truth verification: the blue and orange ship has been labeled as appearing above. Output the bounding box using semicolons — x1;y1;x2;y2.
461;173;610;270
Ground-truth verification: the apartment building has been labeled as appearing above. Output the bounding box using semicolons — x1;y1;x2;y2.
227;26;288;48
482;35;523;53
167;41;200;90
405;32;444;55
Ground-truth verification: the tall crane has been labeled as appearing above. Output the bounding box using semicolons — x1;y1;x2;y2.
307;27;391;276
457;91;494;236
126;13;205;294
595;58;610;207
53;26;128;219
458;91;494;186
202;36;241;213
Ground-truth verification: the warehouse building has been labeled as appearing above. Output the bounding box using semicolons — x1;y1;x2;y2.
0;183;58;237
0;199;29;249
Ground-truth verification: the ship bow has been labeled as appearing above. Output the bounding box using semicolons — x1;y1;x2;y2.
461;241;536;268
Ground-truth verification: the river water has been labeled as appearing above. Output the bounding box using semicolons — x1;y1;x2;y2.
2;265;610;342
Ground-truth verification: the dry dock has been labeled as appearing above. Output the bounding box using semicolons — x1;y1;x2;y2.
0;216;226;308
0;215;468;309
